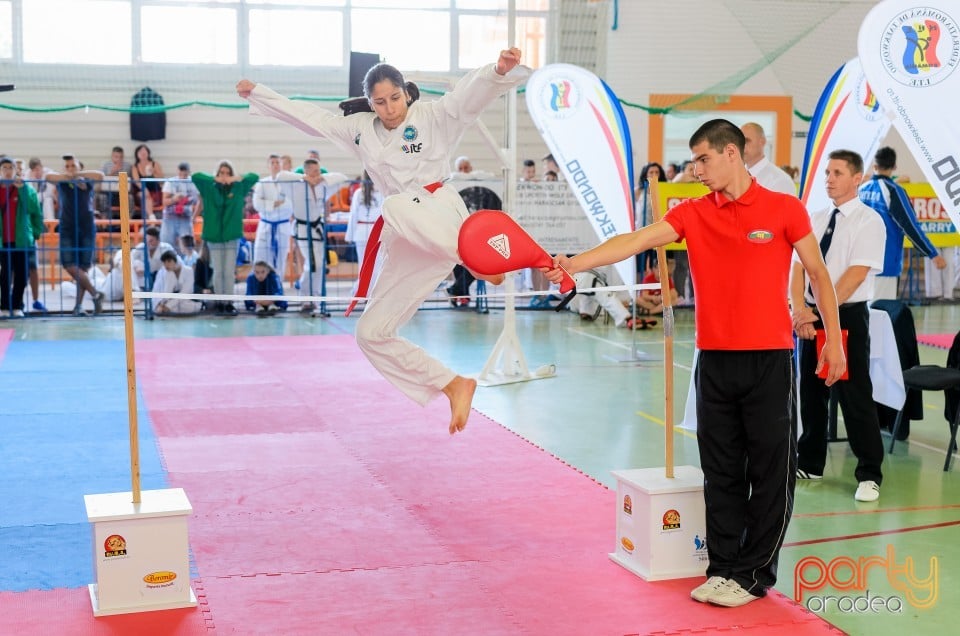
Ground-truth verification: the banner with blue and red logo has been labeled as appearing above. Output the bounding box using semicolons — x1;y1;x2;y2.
525;63;636;288
798;57;892;215
858;1;960;232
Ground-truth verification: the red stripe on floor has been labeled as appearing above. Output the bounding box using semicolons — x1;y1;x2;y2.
784;519;960;548
793;503;960;518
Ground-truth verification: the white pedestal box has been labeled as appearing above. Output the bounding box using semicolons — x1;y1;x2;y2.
608;465;708;581
84;488;197;616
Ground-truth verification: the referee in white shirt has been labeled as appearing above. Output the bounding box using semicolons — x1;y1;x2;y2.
790;150;887;502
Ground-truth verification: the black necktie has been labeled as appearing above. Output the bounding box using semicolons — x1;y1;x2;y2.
808;208;840;303
819;208;841;257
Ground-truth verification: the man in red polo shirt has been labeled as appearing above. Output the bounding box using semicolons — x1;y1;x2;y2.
545;119;845;607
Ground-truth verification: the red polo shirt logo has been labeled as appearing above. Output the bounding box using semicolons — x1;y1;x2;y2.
747;229;774;243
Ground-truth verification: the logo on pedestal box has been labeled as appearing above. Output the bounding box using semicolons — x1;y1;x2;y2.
662;509;681;531
622;494;632;515
104;534;127;557
143;571;177;586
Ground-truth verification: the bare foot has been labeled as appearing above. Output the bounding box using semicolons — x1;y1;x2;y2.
442;375;477;435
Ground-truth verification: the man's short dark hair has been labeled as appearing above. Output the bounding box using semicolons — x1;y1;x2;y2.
0;157;13;167
160;250;178;263
828;149;864;175
303;158;319;167
112;146;124;154
874;146;897;171
145;226;161;238
689;119;745;156
522;159;535;168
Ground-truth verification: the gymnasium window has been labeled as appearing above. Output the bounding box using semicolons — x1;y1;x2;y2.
248;9;344;67
22;0;132;65
8;0;550;73
0;1;11;60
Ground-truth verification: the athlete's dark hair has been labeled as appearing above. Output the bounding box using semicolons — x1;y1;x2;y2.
339;63;421;117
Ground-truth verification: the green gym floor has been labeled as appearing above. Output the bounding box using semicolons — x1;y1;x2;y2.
5;300;958;635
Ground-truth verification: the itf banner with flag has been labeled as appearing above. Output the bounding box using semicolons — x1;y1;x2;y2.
798;58;893;215
858;1;960;231
525;63;636;288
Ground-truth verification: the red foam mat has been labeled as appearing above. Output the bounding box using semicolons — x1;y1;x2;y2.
0;335;841;634
917;332;957;350
0;587;210;635
0;328;12;361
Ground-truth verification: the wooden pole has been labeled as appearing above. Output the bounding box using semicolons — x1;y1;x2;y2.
646;180;675;479
118;173;142;503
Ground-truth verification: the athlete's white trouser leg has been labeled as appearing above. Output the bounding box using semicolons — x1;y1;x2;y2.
354;187;465;405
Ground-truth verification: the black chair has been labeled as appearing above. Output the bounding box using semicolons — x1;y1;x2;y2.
889;331;960;471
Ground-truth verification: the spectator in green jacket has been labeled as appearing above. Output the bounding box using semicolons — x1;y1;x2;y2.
191;160;258;316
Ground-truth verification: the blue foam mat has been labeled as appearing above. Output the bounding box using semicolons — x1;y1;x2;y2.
0;410;153;444
0;339;170;590
0;523;92;592
0;384;132;414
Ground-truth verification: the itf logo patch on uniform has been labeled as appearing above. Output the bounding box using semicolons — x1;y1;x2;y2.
401;125;422;154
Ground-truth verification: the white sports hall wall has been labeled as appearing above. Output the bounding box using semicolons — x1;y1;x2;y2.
0;0;923;182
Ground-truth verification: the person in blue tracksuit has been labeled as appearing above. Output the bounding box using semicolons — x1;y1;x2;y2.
858;146;945;300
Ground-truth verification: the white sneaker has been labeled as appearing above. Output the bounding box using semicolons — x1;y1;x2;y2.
855;480;880;502
255;305;267;315
12;309;25;318
690;576;728;603
709;579;761;607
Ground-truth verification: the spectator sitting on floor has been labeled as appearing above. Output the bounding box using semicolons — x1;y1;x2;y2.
98;248;130;302
244;260;287;315
179;235;199;268
569;266;655;329
152;249;200;315
131;225;177;290
637;257;678;315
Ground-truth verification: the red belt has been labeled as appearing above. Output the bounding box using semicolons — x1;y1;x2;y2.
345;181;443;317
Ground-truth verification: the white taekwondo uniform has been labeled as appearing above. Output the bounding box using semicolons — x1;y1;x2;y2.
252;173;296;275
276;169;350;298
246;62;529;405
152;263;200;314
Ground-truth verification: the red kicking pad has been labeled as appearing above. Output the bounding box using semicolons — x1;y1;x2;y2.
458;210;577;310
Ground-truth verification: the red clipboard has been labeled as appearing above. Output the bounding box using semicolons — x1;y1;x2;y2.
815;329;849;380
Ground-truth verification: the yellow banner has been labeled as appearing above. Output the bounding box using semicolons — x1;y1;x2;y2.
901;183;960;247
